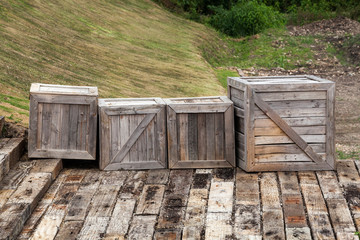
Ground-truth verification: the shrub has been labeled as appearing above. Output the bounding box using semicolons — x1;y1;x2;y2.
209;1;285;37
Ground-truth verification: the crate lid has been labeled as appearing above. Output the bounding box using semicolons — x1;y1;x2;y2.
98;98;165;107
30;83;98;96
164;96;232;105
228;75;333;85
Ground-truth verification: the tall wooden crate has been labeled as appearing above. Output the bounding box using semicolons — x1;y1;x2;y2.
165;96;235;169
228;75;335;172
29;83;98;160
98;98;167;170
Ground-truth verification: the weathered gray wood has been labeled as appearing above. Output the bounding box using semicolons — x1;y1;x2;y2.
30;159;63;180
170;160;234;169
31;204;66;240
146;169;170;184
178;113;189;161
205;113;215;160
105;198;136;239
7;172;52;212
254;134;326;145
254;107;326;118
29;83;97;160
224;107;235;166
78;217;110;240
127;215;157;240
299;172;335;240
286;228;312;240
258;91;327;101
154;230;182;240
254;125;326;136
188;114;198;160
208;181;234;213
87;185;120;217
136;184;165;215
0;203;31;240
253;91;325;165
119;171;147;199
326;84;335;169
205;212;233;239
260;173;285;239
197;113;207;160
255;117;326;128
184;189;208;228
170;104;230;113
278;172;307;228
54;221;83;240
215;113;224;160
235;170;261;239
167;106;178;168
255;143;325;155
337;160;360;185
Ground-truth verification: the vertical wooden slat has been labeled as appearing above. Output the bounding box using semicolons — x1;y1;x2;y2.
206;113;215;160
88;99;97;158
48;104;60;150
188;114;198;160
119;115;130;163
110;116;119;160
129;114;140;162
146;117;155;161
167;107;178;168
326;84;335;168
69;104;79;150
41;103;52;150
178;113;189;161
197;113;206;160
60;104;70;150
156;107;166;166
35;102;43;149
138;118;147;162
224;107;235;166
246;86;255;170
77;105;87;151
100;109;110;170
214;113;224;160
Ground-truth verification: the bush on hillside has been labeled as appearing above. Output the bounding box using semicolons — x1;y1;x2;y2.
209;1;285;37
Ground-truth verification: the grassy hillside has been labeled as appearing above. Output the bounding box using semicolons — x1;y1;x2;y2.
0;0;224;125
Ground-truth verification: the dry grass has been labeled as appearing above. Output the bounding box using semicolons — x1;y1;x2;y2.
0;0;224;126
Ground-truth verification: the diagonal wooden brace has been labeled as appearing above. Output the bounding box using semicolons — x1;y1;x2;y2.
111;113;156;163
253;90;323;164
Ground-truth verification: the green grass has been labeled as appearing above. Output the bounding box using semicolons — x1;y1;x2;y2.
0;0;225;125
214;69;239;88
336;150;360;160
201;28;315;69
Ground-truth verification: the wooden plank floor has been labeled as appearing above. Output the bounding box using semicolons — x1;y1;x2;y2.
16;160;360;240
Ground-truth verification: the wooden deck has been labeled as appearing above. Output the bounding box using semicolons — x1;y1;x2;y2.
1;160;360;240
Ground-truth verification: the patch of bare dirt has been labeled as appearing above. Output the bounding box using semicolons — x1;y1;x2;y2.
288;17;360;36
3;121;27;138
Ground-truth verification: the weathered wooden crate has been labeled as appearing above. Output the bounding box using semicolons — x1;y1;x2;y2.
228;75;335;172
98;98;167;170
165;96;235;169
29;83;98;160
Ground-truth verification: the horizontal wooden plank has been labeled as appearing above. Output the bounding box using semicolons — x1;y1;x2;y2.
104;161;165;171
29;150;95;160
104;106;161;115
234;107;244;118
255;144;325;155
171;160;233;169
255;153;326;163
32;94;95;105
169;104;230;113
254;107;326;119
31;83;98;95
267;100;326;109
230;88;245;100
246;162;333;172
254;117;326;128
257;91;327;101
251;83;333;92
254;126;326;136
255;135;326;145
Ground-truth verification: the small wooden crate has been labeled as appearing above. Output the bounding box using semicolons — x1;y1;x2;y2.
228;75;335;172
29;83;98;160
165;96;235;169
98;98;167;170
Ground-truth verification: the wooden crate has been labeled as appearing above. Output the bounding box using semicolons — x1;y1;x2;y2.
98;98;167;170
228;75;335;172
165;96;235;169
29;83;98;160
